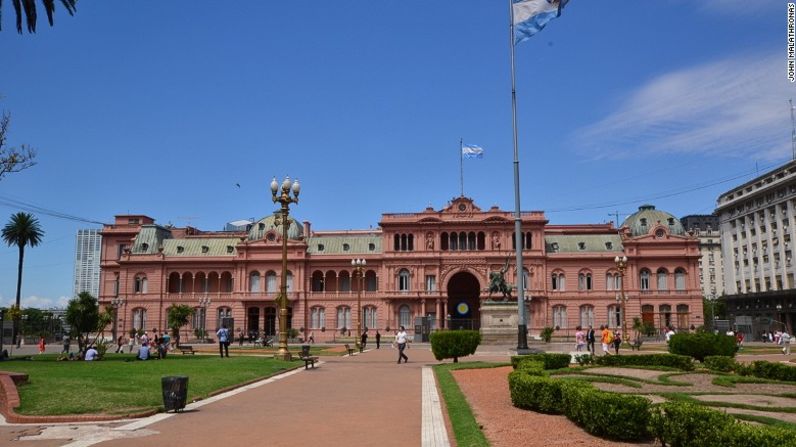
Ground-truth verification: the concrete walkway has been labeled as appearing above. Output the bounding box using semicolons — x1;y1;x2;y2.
3;345;452;447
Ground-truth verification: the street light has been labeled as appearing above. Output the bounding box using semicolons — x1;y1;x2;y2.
614;255;629;345
198;296;211;343
352;258;367;352
271;176;300;361
110;297;125;343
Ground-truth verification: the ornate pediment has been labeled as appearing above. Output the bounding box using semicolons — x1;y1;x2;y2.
441;197;482;217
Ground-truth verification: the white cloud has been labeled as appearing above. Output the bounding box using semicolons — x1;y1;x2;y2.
572;52;792;160
0;294;70;309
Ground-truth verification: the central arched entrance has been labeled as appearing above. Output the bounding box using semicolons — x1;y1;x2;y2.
447;271;481;330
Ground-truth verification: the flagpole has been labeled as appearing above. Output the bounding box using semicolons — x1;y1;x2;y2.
460;138;464;197
509;0;529;352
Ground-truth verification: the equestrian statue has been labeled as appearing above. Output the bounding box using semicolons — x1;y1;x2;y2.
488;258;513;300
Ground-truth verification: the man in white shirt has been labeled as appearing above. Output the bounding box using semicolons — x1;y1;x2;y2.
782;331;792;355
665;327;675;343
85;346;99;361
395;326;409;364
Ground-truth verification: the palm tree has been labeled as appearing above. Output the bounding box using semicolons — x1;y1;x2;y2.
1;0;77;34
2;212;44;346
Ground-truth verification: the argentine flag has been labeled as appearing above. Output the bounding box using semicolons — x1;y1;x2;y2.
513;0;569;44
462;144;484;159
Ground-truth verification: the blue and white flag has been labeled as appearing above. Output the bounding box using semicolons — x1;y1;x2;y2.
462;144;484;159
513;0;569;44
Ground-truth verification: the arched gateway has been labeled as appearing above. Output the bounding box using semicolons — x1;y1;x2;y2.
447;271;481;330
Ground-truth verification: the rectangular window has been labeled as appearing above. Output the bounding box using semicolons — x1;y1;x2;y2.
425;275;436;292
553;306;567;329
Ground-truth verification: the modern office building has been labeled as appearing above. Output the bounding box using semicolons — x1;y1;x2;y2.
98;198;702;342
716;160;796;334
73;228;102;298
680;214;724;298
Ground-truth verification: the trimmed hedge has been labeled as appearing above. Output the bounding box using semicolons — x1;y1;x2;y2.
511;353;572;370
592;353;694;371
516;360;546;376
430;330;481;363
509;370;570;413
668;332;736;361
703;355;737;372
650;401;796;447
748;360;796;382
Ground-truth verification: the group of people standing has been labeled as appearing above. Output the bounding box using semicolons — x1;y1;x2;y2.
574;325;622;355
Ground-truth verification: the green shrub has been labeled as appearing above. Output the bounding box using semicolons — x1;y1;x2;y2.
430;330;481;363
516;360;546;376
562;383;651;441
723;423;796;447
593;353;694;371
703;355;737;372
540;326;554;342
668;332;736;361
574;353;593;366
508;371;568;414
749;360;796;382
512;353;571;370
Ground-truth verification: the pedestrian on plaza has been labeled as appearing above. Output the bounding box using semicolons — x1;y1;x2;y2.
238;330;245;347
575;326;585;352
308;331;315;344
395;326;409;364
781;330;792;355
665;327;675;344
361;328;368;351
375;330;381;349
600;325;612;355
586;325;596;355
613;329;622;355
736;331;745;350
62;335;70;354
127;336;134;353
140;331;149;347
217;324;230;357
38;336;46;354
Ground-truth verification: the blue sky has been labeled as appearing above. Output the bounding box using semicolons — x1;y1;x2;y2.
0;0;788;308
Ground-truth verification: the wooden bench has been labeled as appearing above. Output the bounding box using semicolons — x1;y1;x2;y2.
344;343;355;355
178;345;195;355
629;339;643;351
298;345;319;369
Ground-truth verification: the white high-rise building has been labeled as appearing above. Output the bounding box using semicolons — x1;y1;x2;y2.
73;229;102;297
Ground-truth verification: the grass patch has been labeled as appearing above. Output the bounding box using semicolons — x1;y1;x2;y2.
731;413;796;431
555;374;644;389
659;392;796;414
712;374;791;388
553;369;689;387
0;353;299;415
657;373;695;386
433;362;507;447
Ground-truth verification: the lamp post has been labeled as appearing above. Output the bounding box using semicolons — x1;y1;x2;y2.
352;258;366;352
271;176;300;361
110;297;125;343
614;255;629;345
198;296;211;342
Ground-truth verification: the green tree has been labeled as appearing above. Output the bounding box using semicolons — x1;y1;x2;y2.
167;304;194;346
1;0;76;34
2;212;43;346
65;292;99;352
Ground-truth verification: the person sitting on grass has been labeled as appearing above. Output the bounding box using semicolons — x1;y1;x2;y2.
85;345;99;361
137;344;150;360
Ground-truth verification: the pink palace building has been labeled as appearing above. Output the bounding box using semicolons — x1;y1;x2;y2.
98;197;704;342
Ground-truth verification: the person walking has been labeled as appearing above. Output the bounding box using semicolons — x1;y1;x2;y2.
395;326;409;364
62;335;70;354
360;329;368;351
375;330;381;349
781;330;792;355
38;336;46;354
586;325;595;355
575;326;585;352
600;325;612;355
127;335;134;353
217;325;230;358
238;330;245;347
116;335;124;353
613;329;622;355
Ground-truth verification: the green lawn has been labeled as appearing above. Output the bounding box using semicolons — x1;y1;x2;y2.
0;354;299;416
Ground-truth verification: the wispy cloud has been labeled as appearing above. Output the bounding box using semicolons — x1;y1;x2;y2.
0;294;70;309
572;53;792;160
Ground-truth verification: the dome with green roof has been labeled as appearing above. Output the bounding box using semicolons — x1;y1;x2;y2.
621;204;685;237
247;213;303;241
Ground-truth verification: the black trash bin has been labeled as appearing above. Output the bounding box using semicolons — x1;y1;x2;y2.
161;376;189;412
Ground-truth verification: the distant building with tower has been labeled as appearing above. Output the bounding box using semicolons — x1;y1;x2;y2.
73;228;102;298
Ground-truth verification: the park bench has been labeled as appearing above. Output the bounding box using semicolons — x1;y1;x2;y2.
344;343;355;355
298;345;319;369
178;345;195;355
629;339;643;351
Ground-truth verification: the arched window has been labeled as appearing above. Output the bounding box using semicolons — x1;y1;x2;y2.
458;232;467;251
400;234;407;251
312;271;324;292
676;304;689;329
220;272;233;292
134;275;148;294
606;273;615;291
132;308;147;331
265;271;277;293
477;232;486;250
339;271;351;292
398;269;410;292
311;306;325;329
398;304;412;328
441;232;449;251
168;272;181;293
641;304;654;326
657;268;668;290
192;307;206;333
468;232;476;250
365;270;378;291
394;234;400;251
578;272;592;291
286;271;294;292
552;305;567;329
607;304;622;328
552;271;566;291
525;232;533;250
408;234;414;251
659;304;672;329
449;232;458;250
337;306;351;329
364;306;377;329
249;271;261;293
674;268;686;290
217;307;232;331
640;269;651;290
579;305;594;328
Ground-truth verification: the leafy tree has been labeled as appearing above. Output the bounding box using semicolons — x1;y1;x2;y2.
65;292;99;352
1;0;77;34
430;330;481;363
167;304;193;346
2;212;44;345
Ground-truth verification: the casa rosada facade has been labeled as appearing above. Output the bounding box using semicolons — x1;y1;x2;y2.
98;198;704;341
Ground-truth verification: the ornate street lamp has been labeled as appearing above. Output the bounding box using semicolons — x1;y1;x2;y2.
271;176;300;360
352;258;366;352
110;297;125;342
198;296;211;342
614;255;629;345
